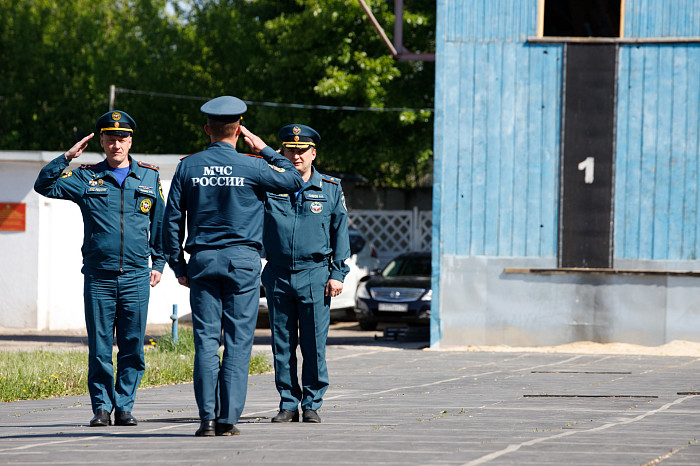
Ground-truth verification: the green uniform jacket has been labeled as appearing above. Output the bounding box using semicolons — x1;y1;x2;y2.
34;154;165;273
263;167;351;282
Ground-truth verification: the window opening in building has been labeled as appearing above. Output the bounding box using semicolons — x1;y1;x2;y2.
543;0;622;38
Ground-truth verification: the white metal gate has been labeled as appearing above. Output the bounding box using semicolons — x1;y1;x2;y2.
348;208;432;266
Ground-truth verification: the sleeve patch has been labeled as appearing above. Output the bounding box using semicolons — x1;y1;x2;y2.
268;164;286;173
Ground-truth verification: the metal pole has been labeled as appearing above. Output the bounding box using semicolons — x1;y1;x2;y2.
171;304;178;343
109;84;116;111
355;0;399;58
394;0;407;54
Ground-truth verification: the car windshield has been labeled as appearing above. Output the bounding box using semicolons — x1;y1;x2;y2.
381;255;431;277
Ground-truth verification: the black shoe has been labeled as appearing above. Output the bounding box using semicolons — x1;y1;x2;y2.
195;420;216;437
89;409;111;427
215;422;241;436
302;409;321;423
114;411;138;426
271;409;299;423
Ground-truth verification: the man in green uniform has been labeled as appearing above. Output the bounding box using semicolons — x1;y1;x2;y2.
34;111;165;427
262;124;351;423
163;96;304;436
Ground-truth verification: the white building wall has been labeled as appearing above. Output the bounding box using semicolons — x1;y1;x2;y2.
438;255;700;348
1;162;41;327
0;151;191;330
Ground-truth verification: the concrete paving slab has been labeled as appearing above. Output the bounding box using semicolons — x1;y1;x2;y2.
2;332;700;464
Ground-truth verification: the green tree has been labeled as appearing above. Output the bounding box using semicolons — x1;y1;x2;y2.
226;0;435;187
0;0;435;187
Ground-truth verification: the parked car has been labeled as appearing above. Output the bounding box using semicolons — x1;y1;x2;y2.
354;251;431;330
258;228;379;325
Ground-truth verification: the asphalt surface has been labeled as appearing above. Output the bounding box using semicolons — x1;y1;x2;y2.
2;323;700;465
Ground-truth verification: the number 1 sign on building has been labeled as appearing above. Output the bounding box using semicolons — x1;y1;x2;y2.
0;203;26;232
560;44;616;269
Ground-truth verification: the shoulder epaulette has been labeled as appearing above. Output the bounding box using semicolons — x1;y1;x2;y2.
321;175;340;186
245;153;263;159
80;163;101;170
137;161;159;171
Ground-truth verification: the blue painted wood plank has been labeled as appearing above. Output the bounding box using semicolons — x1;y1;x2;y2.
627;0;700;38
638;47;659;259
484;42;503;255
668;45;688;260
470;44;489;254
687;45;700;259
511;43;531;256
652;46;673;259
539;45;561;258
497;43;517;255
437;42;462;256
619;46;646;258
456;41;475;255
448;0;539;42
614;46;632;259
525;46;546;256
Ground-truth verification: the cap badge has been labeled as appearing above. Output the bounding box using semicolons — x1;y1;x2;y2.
294;135;299;142
292;126;301;135
112;112;121;121
114;122;120;128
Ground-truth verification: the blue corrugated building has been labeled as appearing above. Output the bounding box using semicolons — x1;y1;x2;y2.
432;0;700;347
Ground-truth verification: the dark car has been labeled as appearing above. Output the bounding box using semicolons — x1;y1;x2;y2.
354;251;431;330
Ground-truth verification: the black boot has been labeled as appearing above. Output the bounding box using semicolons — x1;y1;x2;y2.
89;409;111;427
271;409;299;422
195;420;216;437
114;411;138;426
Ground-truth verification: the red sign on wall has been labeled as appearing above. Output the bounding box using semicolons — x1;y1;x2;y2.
0;203;26;231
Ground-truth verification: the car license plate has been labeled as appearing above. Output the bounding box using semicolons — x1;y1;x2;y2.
378;303;408;312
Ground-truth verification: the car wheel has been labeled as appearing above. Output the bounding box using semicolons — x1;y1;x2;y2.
358;320;378;331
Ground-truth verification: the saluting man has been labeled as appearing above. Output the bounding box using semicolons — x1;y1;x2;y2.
34;111;165;427
262;124;351;423
162;96;304;437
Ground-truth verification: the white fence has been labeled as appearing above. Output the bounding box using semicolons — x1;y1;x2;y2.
348;208;432;266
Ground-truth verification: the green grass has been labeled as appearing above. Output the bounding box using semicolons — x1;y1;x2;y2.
0;328;271;402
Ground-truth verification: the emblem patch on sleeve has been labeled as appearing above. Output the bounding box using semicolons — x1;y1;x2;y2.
341;193;347;211
268;164;285;173
61;171;73;178
139;198;152;213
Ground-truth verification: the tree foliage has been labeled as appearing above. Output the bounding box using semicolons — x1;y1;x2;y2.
0;0;435;187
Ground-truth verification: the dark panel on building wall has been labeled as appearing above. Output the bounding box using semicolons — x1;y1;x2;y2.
560;44;617;268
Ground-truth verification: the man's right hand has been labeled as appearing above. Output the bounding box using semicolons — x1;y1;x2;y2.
65;133;95;161
240;126;266;154
177;275;190;288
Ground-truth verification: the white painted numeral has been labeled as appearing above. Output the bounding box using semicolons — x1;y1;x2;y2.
578;157;594;184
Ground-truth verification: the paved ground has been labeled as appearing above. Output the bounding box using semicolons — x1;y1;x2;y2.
2;323;700;465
